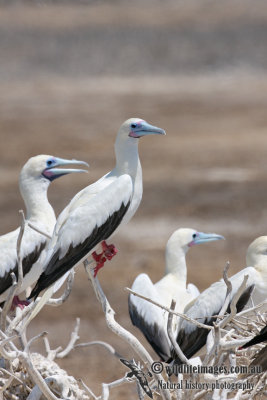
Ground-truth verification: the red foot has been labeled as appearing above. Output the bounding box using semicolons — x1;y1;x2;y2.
11;296;30;311
101;241;118;260
92;251;106;278
92;251;106;264
93;262;105;278
91;241;118;277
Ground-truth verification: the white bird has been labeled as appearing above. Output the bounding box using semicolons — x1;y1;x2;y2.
174;235;267;363
0;155;88;308
29;118;165;300
128;228;224;361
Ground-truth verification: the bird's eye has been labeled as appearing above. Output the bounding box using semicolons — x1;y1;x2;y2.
131;123;137;129
46;159;54;167
192;233;197;239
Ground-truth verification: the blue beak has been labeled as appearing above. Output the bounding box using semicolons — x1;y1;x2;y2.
43;157;89;181
130;121;166;138
189;232;225;247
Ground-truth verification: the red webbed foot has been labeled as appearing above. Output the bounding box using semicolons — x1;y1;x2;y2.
11;296;30;311
91;242;118;277
101;241;118;260
92;251;106;278
92;250;106;264
93;261;105;278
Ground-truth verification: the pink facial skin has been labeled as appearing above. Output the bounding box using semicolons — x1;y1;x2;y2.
129;120;145;138
188;233;199;247
42;169;54;179
188;241;195;247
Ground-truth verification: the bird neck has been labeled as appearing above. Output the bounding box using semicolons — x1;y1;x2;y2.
114;137;141;178
19;176;56;223
165;240;188;284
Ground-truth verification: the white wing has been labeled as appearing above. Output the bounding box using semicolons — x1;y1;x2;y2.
52;172;115;240
0;225;48;301
187;283;200;299
175;267;258;360
30;174;133;299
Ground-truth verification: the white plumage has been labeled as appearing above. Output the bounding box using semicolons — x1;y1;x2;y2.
30;118;165;299
174;235;267;362
128;228;224;361
0;155;88;305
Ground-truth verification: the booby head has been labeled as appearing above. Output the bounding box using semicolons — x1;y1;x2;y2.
20;155;89;183
119;118;166;140
168;228;225;253
246;236;267;267
165;228;224;277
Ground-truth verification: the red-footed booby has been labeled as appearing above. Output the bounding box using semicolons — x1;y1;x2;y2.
128;228;224;361
29;118;165;300
0;155;88;308
174;236;267;363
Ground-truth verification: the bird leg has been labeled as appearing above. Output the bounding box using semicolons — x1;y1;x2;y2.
91;241;118;277
11;295;30;311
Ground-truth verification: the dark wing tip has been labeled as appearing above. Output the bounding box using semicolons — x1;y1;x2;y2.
1;240;46;299
129;296;171;361
242;324;267;349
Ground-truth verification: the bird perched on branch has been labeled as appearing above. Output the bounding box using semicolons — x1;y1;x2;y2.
29;118;165;301
0;155;88;308
128;228;224;361
173;236;267;364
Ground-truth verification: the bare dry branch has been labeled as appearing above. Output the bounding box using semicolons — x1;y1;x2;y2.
1;273;17;332
167;299;190;365
101;375;133;400
46;270;75;307
219;262;232;318
84;259;171;400
19;352;61;400
78;378;98;400
25;332;48;354
126;287;213;331
219;275;249;330
27;222;52;239
56;318;80;359
75;340;122;359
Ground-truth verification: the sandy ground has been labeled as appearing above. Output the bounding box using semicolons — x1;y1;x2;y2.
1;1;267;398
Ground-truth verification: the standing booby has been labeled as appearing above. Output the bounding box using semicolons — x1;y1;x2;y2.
174;236;267;363
0;155;88;307
29;118;165;300
128;228;224;361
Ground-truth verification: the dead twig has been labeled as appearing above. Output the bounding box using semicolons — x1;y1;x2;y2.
56;318;80;359
167;299;190;365
84;259;171;400
1;273;18;332
126;287;213;331
75;340;123;359
45;270;75;307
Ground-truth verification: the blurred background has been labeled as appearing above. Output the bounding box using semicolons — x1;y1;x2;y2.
1;0;267;397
